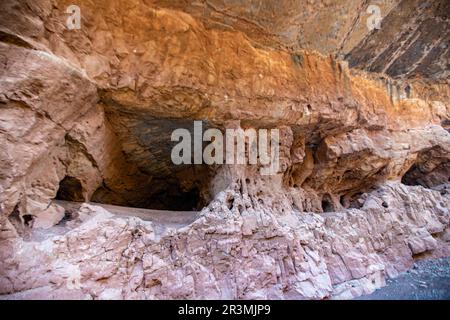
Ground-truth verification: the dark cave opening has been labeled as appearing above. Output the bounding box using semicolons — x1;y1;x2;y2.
22;214;34;227
88;165;213;212
139;183;203;211
400;148;450;188
89;180;206;212
321;194;334;212
78;115;217;212
401;164;423;186
339;195;347;208
56;176;85;202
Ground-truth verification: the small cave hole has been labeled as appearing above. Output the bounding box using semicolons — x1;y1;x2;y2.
56;176;84;202
321;194;334;213
226;196;234;210
22;214;34;227
405;84;411;98
339;195;347;208
401;164;422;186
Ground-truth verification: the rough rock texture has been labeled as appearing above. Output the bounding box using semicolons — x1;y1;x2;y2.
0;0;449;299
0;182;448;299
346;0;449;80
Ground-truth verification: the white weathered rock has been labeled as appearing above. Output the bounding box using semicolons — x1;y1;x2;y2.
0;182;448;300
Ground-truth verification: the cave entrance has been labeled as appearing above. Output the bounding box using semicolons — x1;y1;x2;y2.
88;164;213;212
321;194;334;212
55;116;219;213
137;183;203;211
401;164;423;186
56;176;85;202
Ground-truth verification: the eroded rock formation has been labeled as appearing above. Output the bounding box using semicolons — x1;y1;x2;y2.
0;0;448;299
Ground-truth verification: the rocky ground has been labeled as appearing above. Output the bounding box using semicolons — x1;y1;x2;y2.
0;182;449;300
358;258;450;300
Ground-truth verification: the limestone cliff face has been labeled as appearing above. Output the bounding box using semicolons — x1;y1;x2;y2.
0;0;448;299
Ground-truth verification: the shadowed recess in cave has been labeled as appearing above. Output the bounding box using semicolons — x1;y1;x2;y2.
54;114;218;212
90;178;205;212
56;176;85;202
401;160;450;188
321;194;334;212
86;107;217;211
